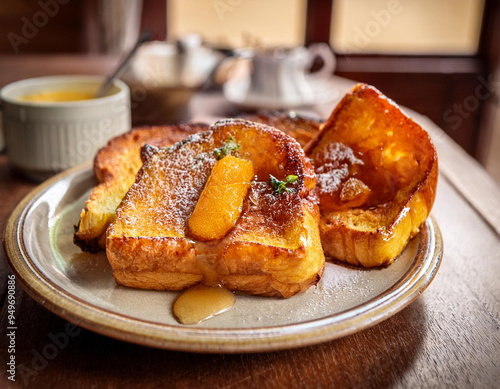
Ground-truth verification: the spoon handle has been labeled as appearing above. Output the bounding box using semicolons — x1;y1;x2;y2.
95;29;153;98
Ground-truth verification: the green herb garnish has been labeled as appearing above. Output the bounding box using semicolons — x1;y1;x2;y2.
269;174;298;195
213;137;240;160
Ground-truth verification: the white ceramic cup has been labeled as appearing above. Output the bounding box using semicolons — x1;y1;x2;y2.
0;75;131;180
246;43;336;105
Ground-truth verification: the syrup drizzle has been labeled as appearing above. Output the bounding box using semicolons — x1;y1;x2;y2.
173;285;235;325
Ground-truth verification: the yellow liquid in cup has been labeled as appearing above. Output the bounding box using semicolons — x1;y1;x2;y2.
17;90;95;103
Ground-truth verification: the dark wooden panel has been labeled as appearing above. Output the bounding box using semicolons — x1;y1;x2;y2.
336;56;486;156
0;0;85;54
142;0;167;41
0;0;166;54
478;0;500;68
305;0;333;45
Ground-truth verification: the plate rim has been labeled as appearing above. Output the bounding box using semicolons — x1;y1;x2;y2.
4;163;443;353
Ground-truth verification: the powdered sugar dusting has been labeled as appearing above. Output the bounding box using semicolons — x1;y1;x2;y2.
111;133;217;237
317;164;349;193
314;142;363;195
110;121;312;248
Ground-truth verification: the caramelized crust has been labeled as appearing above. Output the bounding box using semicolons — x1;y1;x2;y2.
239;111;324;148
93;123;208;183
305;84;438;267
74;124;207;252
106;120;324;297
76;86;437;272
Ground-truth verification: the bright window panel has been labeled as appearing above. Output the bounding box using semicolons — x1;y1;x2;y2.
331;0;485;55
168;0;307;48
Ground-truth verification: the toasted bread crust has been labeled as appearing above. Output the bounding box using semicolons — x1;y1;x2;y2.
74;124;208;252
74;115;321;253
107;120;324;297
238;111;324;148
94;123;208;182
108;203;323;297
306;84;438;267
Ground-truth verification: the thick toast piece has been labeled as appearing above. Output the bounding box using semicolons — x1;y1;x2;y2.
73;113;320;253
74;124;207;252
238;111;324;148
305;84;438;267
106;120;324;297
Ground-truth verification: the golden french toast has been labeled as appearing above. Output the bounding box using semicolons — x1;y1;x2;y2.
106;119;325;297
74;114;321;253
74;124;208;252
304;84;438;267
238;111;324;148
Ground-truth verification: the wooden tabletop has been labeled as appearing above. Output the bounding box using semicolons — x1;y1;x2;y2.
1;55;500;389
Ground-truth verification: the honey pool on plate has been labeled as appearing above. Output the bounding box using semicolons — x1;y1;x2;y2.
173;285;236;325
17;90;95;103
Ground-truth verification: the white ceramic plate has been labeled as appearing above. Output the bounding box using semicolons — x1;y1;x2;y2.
5;163;442;353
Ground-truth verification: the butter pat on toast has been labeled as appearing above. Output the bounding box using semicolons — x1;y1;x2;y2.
106;120;325;297
305;84;438;267
74;124;207;252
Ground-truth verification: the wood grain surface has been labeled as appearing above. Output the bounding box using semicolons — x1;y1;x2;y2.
1;59;499;388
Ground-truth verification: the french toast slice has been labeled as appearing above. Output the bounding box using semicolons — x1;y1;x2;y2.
74;124;208;252
238;111;324;148
73;113;320;253
106;119;325;297
304;84;438;267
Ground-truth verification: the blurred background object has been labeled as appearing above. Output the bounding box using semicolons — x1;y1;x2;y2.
0;0;498;182
1;75;131;180
223;43;337;110
121;40;223;124
95;0;143;54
